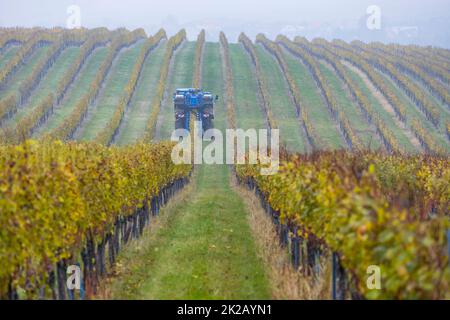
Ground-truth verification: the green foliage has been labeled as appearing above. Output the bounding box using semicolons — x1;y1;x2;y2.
0;140;191;297
236;151;449;299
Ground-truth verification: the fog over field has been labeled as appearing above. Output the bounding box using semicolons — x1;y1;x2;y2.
1;0;450;46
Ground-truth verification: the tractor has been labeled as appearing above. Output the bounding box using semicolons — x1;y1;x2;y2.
173;88;217;132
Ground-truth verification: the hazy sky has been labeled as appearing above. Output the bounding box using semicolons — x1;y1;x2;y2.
1;0;449;43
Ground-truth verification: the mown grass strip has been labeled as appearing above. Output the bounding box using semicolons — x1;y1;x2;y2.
0;45;21;71
280;49;346;150
114;42;168;145
35;47;109;136
0;45;50;100
228;43;266;131
103;164;271;300
256;44;307;153
9;46;82;124
77;42;145;141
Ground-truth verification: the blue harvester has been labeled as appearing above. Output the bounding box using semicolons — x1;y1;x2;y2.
173;88;217;132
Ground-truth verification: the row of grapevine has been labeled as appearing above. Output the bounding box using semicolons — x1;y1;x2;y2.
94;30;167;145
351;41;441;127
239;33;277;129
323;39;443;154
297;37;407;152
277;36;362;151
219;32;237;129
0;28;47;51
9;93;54;142
0;95;16;124
360;154;449;218
236;152;449;299
46;29;147;141
430;47;450;64
385;43;450;70
364;43;450;108
447;122;450;140
54;28;113;104
256;34;321;150
362;42;450;86
403;44;450;70
328;39;407;121
192;30;205;88
381;43;450;85
141;29;186;141
0;31;52;89
0;32;126;144
0;28;30;52
17;33;87;106
0;140;191;299
0;29;89;89
0;31;92;128
0;39;21;56
409;119;445;156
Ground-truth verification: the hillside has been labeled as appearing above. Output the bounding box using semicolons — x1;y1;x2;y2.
0;27;449;151
0;27;449;300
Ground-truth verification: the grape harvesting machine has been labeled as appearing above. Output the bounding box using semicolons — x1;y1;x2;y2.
173;88;217;132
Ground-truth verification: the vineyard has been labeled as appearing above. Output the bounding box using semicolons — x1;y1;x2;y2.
0;27;449;300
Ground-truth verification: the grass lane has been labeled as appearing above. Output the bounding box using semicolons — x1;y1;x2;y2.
256;45;307;153
343;66;420;153
77;42;145;141
0;45;21;70
404;73;450;133
114;42;168;145
229;43;266;131
101;41;270;300
103;164;271;299
317;60;382;150
281;49;346;150
202;42;226;132
0;45;50;100
34;46;110;136
375;70;450;152
6;46;82;125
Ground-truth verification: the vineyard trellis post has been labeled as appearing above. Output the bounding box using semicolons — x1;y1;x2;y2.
332;252;346;300
447;229;450;268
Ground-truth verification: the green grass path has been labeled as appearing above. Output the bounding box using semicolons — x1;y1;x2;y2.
106;164;271;299
256;45;307;153
317;61;382;150
229;43;266;131
105;43;270;299
114;42;167;145
77;42;145;141
408;72;450;127
35;46;110;136
343;66;418;152
8;46;82;124
0;45;50;100
281;49;346;150
202;42;226;132
374;70;450;152
0;45;21;70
